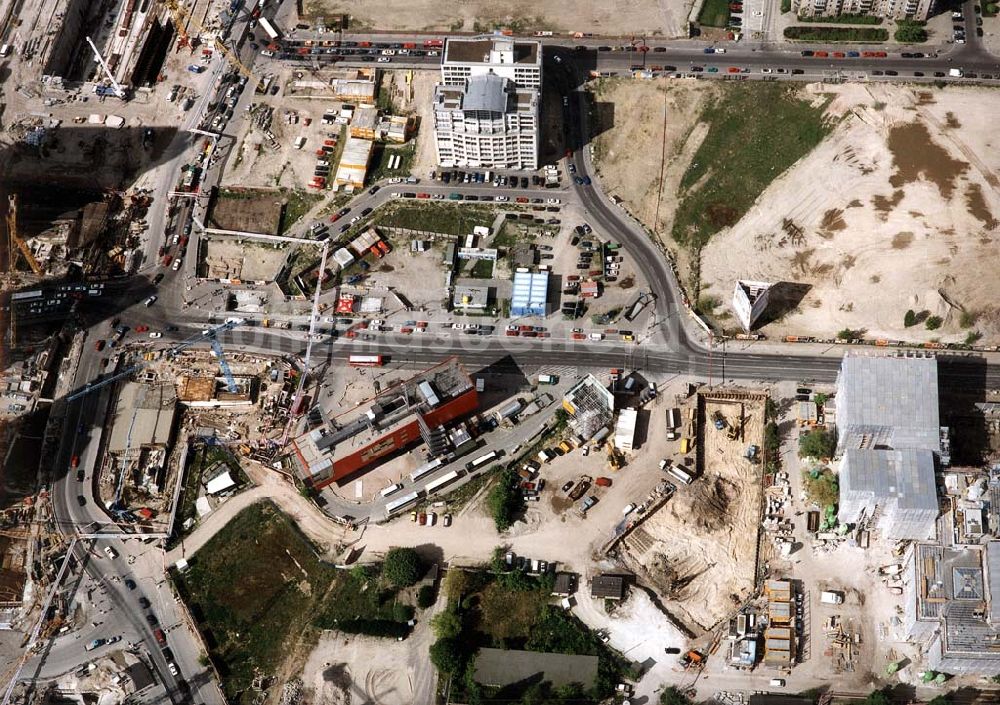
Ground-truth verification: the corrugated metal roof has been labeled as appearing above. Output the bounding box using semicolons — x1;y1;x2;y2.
988;542;1000;625
510;271;548;315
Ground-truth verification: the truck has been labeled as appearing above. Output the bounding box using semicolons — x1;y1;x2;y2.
538;374;558;385
294;136;306;149
949;68;964;78
820;590;844;605
579;495;597;512
84;638;106;652
666;407;681;440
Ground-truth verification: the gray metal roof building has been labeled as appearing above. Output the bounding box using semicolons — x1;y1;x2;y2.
838;449;939;540
473;648;598;688
834;354;941;455
510;271;548;317
834;354;945;539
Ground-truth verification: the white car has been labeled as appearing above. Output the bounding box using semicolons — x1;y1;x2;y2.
144;295;157;307
172;233;180;244
427;512;437;526
381;49;395;55
149;332;162;339
546;198;561;204
495;195;508;202
172;259;182;271
168;662;179;677
377;57;391;63
622;503;636;516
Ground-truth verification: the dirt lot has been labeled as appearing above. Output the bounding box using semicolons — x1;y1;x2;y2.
617;389;765;634
208;189;285;233
200;237;290;280
592;79;1000;345
304;0;693;37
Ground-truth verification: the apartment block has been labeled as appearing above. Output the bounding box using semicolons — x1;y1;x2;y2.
434;35;541;169
793;0;935;21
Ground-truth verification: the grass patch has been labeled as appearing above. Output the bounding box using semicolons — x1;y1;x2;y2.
784;26;889;41
377;203;496;236
796;13;881;24
468;259;496;279
279;189;323;234
698;0;730;28
673;83;830;250
894;19;927;43
368;142;415;184
173;502;415;703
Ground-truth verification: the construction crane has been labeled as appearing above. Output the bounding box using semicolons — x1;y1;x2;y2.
207;332;238;392
84;36;127;99
66;319;244;402
163;0;263;90
6;195;42;277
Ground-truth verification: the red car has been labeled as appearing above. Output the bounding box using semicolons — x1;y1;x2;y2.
70;455;80;469
162;255;172;266
572;333;586;340
727;66;740;73
814;51;828;58
832;52;845;58
417;193;431;199
95;339;106;351
135;325;149;333
329;213;341;223
154;628;167;646
505;330;519;337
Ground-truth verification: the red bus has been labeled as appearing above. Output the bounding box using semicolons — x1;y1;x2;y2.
348;354;384;367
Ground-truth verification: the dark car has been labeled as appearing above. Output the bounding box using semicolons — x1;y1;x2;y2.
165;325;179;332
145;613;158;626
561;480;574;493
162;647;175;661
369;185;380;194
124;578;137;590
361;207;373;216
139;597;151;609
152;273;164;285
76;495;86;506
76;469;85;482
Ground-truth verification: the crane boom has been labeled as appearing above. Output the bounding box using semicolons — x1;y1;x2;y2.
67;320;244;402
6;195;42;276
84;36;127;99
209;336;238;392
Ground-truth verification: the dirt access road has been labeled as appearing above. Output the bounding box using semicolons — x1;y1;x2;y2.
304;0;692;37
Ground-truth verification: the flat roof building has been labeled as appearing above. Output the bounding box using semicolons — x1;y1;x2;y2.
350;105;379;139
289;357;478;487
590;574;626;600
510;271;548;316
334;137;374;190
452;285;490;310
473;648;597;689
442;36;542;89
835;354;946;539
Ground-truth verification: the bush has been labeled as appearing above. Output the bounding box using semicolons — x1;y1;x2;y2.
959;310;978;328
417;584;436;609
895;20;928;43
797;13;881;24
764;421;781;455
904;309;917;327
799;429;835;459
382;547;422;587
925;315;943;331
392;603;415;623
781;0;791;11
864;689;891;705
965;330;983;346
803;468;839;507
784;26;888;41
337;619;410;638
486;468;523;532
661;687;693;705
429;636;467;674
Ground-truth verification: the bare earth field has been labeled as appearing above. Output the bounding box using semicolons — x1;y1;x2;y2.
305;0;692;37
593;80;1000;345
617;391;765;633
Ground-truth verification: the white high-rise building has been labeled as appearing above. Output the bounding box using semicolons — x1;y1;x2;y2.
793;0;935;20
434;35;541;169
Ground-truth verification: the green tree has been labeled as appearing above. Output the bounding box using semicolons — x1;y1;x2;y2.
486;468;523;531
863;689;891;705
799;429;835;459
837;327;859;340
431;610;463;639
925;315;943;330
959;310;978;328
417;584;436;609
904;309;917;327
895;21;928;43
926;696;950;705
764;421;781;454
660;686;693;705
393;603;415;623
429;637;466;674
813;392;828;406
765;397;778;420
381;547;422;587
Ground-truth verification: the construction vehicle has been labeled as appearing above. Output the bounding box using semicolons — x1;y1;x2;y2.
678;650;705;669
712;410;726;430
568;476;591;501
745;444;759;461
607;445;622;470
6;195;42;277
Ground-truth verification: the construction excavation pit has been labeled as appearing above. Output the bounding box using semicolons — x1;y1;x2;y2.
616;389;768;633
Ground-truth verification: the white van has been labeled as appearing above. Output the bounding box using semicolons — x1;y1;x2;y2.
104;546;119;560
769;678;785;687
380;483;403;498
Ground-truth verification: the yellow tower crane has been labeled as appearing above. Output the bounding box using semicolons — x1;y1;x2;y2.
163;1;263;90
6;195;42;277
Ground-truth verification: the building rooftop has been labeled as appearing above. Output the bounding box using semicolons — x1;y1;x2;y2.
473;648;597;688
463;73;509;113
453;285;490;309
840;448;938;526
590;574;625;600
107;382;176;452
510;270;548;315
836;354;941;453
444;38;540;66
291;357;474;476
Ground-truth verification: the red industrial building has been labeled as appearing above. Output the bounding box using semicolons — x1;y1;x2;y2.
289;357;478;488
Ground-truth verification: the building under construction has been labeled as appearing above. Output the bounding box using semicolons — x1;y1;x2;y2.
289;357;479;488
